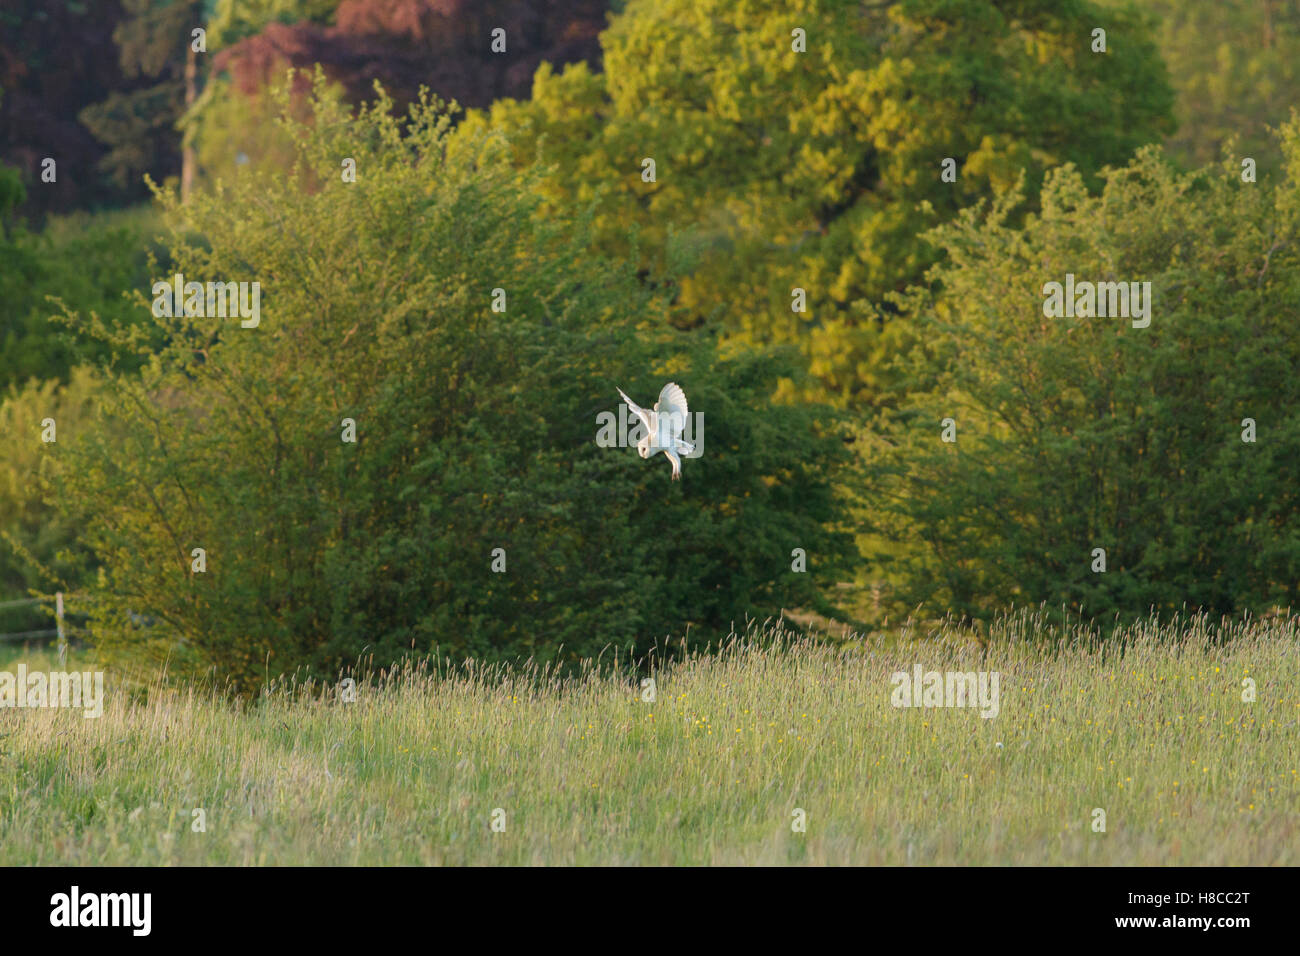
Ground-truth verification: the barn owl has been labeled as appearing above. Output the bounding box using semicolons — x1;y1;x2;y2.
616;383;696;480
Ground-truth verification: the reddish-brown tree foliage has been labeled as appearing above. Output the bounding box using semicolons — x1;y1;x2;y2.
214;0;608;111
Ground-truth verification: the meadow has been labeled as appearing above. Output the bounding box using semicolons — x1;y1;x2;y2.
1;611;1296;866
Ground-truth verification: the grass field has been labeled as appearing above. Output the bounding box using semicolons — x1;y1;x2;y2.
1;612;1297;865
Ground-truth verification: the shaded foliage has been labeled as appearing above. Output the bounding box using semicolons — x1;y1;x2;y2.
53;84;854;693
864;120;1300;623
0;0;135;217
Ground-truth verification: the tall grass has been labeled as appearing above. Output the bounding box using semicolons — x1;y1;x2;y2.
1;611;1296;864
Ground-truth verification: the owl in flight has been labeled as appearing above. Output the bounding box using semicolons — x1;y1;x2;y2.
617;383;696;480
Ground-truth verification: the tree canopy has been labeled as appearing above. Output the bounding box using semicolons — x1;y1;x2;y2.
464;0;1176;405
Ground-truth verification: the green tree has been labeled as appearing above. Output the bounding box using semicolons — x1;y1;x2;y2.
1100;0;1300;172
464;0;1175;405
0;368;106;635
0;206;163;390
55;81;854;693
863;119;1300;623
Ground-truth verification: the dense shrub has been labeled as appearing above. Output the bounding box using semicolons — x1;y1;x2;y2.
0;368;105;633
0;206;163;390
54;82;854;692
864;121;1300;623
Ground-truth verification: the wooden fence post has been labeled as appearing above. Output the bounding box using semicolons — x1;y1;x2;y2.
56;591;66;666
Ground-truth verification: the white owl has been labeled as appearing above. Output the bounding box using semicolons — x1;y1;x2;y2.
617;383;696;480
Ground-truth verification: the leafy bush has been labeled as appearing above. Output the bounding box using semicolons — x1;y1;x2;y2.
864;120;1300;623
0;205;163;390
0;368;105;633
55;81;854;693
